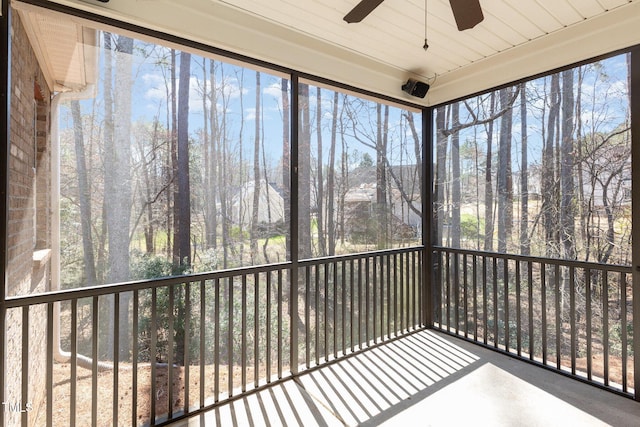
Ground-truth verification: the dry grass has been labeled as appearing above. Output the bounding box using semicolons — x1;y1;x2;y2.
34;362;271;427
575;355;634;387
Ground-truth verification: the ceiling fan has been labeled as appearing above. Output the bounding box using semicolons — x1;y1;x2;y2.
344;0;484;31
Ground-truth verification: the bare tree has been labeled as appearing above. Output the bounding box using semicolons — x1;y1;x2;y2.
451;102;461;248
299;83;312;259
560;69;576;260
519;83;530;255
497;87;514;254
484;93;496;252
543;74;561;257
327;91;339;255
176;52;192;268
281;79;291;259
434;106;448;247
250;72;261;262
103;34;134;359
316;87;326;256
376;104;390;248
203;59;218;249
70;101;97;285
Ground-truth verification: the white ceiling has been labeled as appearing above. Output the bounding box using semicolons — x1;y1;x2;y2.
39;0;640;105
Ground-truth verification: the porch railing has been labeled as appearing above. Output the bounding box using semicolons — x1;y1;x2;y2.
432;246;635;398
1;247;423;426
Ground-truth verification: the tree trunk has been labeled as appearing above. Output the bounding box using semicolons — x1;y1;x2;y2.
560;69;576;260
497;87;514;254
576;66;587;256
281;79;291;260
451;102;461;248
250;72;261;263
237;69;246;263
177;52;192;268
484;93;496;252
171;49;180;267
218;64;230;267
70;101;97;285
316;87;326;256
142;119;160;254
261;99;273;264
327;92;338;255
519;83;530;255
376;104;390;249
299;84;312;259
543;74;561;258
104;35;134;360
434;106;447;247
204;59;218;249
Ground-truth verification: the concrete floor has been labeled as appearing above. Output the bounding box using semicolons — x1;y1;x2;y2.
170;330;640;426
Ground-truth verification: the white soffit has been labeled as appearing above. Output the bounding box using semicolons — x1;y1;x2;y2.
16;2;98;92
43;0;640;106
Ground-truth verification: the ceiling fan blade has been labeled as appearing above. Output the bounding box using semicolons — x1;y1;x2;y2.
344;0;385;23
449;0;484;31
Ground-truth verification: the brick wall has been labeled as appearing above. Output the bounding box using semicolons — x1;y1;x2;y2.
5;10;52;425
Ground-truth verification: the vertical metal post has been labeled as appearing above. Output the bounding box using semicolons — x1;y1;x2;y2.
554;264;560;369
570;267;576;375
266;272;272;381
515;259;522;355
473;255;478;340
630;46;640;400
254;273;259;388
541;263;548;363
241;274;247;392
324;263;329;359
446;252;451;330
492;257;498;347
277;269;283;378
112;293;120;424
357;258;362;348
290;75;299;375
228;277;233;396
21;306;29;427
150;289;158;422
333;261;338;356
47;303;54;427
453;252;459;333
422;107;433;327
527;261;534;360
315;265;320;361
199;281;205;406
463;253;468;337
504;257;510;352
184;282;191;411
482;256;488;344
586;269;592;380
621;271;628;393
133;291;139;419
214;278;220;400
365;257;370;343
305;266;310;366
70;302;77;427
350;259;355;350
0;3;10;425
603;272;609;386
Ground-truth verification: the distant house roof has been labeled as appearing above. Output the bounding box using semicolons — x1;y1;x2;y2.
231;179;285;225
